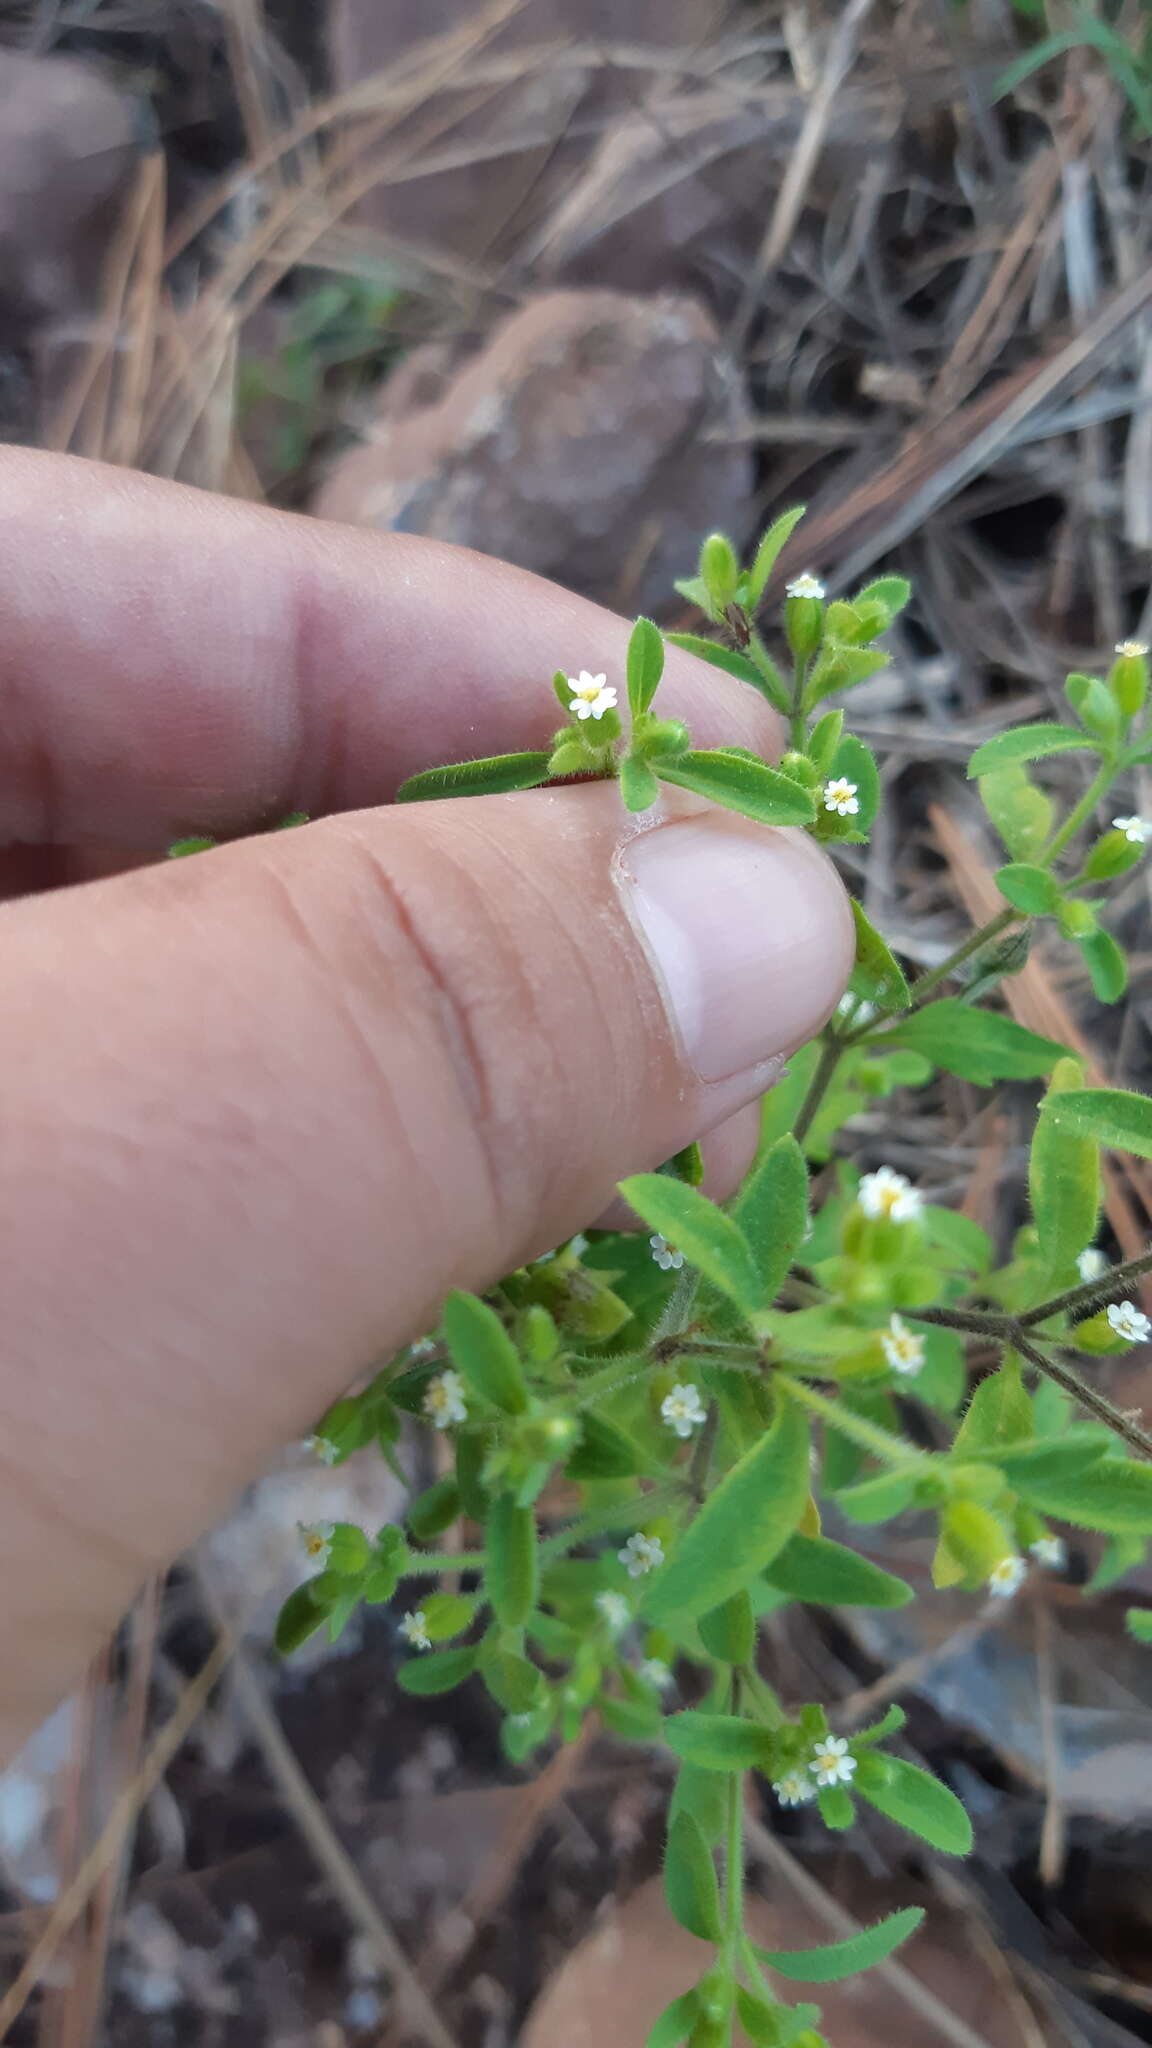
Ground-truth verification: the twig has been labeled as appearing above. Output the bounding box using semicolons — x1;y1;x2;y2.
832;1601;1009;1731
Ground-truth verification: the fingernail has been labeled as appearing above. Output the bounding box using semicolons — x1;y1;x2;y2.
617;814;851;1084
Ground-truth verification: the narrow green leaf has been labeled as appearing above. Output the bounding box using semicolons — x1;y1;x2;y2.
483;1648;545;1714
746;504;807;605
805;643;887;702
620;753;660;812
627;616;666;717
486;1496;538;1626
656;749;817;826
732;1136;809;1304
764;1532;913;1609
663;1710;771;1771
855;1755;972;1855
396;1644;479;1695
1127;1609;1152;1644
664;1812;723;1942
995;863;1061;915
1065;670;1120;741
852;575;911;626
407;1476;462;1542
849;901;910;1010
670;1762;728;1845
645;1991;699;2048
442;1291;529;1414
818;1784;855;1831
420;1592;477;1641
566;1412;649;1479
1013;1459;1152;1534
1044;1085;1152;1157
644;1403;810;1621
979;763;1053;861
953;1357;1033;1455
888;999;1065;1084
982;1429;1109;1487
1030;1057;1099;1281
275;1581;330;1654
618;1175;764;1318
734;1987;785;2046
396;751;552;802
835;1470;919;1524
757;1905;924;1983
967;724;1096;776
1080;929;1128;1004
663;634;764;688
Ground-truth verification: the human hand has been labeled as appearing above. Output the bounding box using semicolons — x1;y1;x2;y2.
0;449;852;1757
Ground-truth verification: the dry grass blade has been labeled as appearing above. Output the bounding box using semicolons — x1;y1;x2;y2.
0;1630;232;2040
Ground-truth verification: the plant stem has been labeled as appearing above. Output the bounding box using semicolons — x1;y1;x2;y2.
792;1032;845;1146
1017;1246;1152;1329
724;1683;746;1959
403;1550;487;1575
1038;753;1116;864
779;1375;930;1468
1012;1332;1152;1458
689;1400;720;1501
868;906;1018;1027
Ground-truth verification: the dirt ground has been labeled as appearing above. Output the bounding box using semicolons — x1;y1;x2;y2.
2;2;1152;2044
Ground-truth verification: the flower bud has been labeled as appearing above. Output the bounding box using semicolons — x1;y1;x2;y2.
784;573;826;659
698;531;740;611
1110;641;1149;718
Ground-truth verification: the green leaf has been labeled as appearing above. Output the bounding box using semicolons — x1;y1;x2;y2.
486;1496;538;1626
732;1136;809;1305
983;1429;1109;1488
483;1648;544;1713
697;1589;755;1664
747;504;807;605
663;1710;771;1771
952;1357;1033;1456
397;1644;479;1695
620;753;660;812
1065;671;1120;742
168;834;217;858
601;1692;663;1741
1084;828;1144;881
849;901;910;1010
807;708;844;775
1127;1609;1152;1644
817;1784;855;1831
978;763;1054;862
1080;929;1128;1004
967;724;1096;776
887;1000;1065;1084
442;1291;529;1414
566;1412;649;1479
757;1906;924;1984
327;1522;372;1575
854;1754;972;1855
734;1987;785;2046
1013;1459;1152;1534
396;751;552;802
852;575;911;627
663;634;764;689
835;1470;919;1523
995;863;1061;915
1043;1085;1152;1157
805;643;887;703
655;749;817;826
420;1591;477;1641
644;1402;810;1622
1030;1057;1099;1281
670;1762;728;1845
275;1580;330;1654
663;1812;723;1942
645;1991;699;2048
618;1175;764;1319
827;734;879;832
627;616;665;718
407;1476;462;1542
764;1533;913;1609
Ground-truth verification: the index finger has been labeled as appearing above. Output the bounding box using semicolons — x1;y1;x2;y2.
0;449;781;847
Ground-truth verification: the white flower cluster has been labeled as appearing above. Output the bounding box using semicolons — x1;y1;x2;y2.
773;1734;856;1806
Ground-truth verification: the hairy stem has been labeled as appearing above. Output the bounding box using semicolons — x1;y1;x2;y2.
792;1032;846;1146
1017;1246;1152;1329
1012;1332;1152;1458
1039;753;1117;864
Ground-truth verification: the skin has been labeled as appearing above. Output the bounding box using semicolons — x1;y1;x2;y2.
0;450;854;1759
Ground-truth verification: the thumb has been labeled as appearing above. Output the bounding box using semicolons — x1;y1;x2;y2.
0;781;850;1750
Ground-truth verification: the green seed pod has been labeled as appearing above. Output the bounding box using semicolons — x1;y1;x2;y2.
1109;641;1149;717
698;531;740;610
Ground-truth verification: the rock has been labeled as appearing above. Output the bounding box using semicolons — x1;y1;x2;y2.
313;288;751;611
0;49;139;342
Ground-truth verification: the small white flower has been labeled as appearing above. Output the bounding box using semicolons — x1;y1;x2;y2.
595;1590;631;1634
822;776;859;818
810;1736;857;1788
880;1313;925;1377
568;1232;589;1256
786;573;825;601
1115;641;1149;658
303;1434;340;1466
773;1769;818;1808
399;1610;431;1651
408;1335;437;1360
1112;815;1151;845
650;1233;685;1272
639;1658;674;1691
618;1532;665;1579
423;1369;468;1428
299;1520;335;1567
988;1554;1027;1599
660;1382;707;1439
1077;1247;1109;1283
1108;1299;1151;1343
857;1165;922;1224
1030;1536;1066;1571
567;670;617;722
